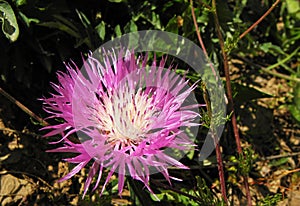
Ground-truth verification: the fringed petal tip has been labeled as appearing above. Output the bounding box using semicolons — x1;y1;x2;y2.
47;138;67;144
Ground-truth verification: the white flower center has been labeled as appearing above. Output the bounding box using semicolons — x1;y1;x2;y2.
98;85;155;144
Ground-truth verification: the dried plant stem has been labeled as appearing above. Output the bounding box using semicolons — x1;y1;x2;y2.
0;87;49;126
0;87;82;143
262;152;300;161
211;0;252;205
236;55;300;83
239;0;281;39
190;0;228;203
3;170;54;190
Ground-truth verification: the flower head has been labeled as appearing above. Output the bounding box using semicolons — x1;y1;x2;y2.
42;49;200;198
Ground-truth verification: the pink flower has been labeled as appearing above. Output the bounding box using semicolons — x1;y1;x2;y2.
42;49;200;198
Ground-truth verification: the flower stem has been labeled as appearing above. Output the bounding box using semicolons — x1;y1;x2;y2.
0;87;80;143
239;0;281;39
235;54;300;83
190;0;228;203
0;87;49;126
210;0;252;205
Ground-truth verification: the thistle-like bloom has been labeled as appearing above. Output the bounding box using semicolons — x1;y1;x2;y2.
42;49;200;198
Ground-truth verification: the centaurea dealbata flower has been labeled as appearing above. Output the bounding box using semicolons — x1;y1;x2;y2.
41;49;200;198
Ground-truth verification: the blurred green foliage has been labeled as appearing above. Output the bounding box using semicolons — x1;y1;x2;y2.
258;193;282;206
0;0;298;89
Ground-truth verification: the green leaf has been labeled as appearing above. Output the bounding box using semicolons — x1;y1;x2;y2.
259;42;286;56
224;31;240;53
53;14;78;32
75;9;91;29
38;21;80;38
19;12;39;27
165;15;178;33
95;21;105;40
114;24;122;37
124;19;137;33
269;157;289;167
124;20;138;49
186;148;195;160
259;194;282;206
231;82;273;104
289;101;300;123
288;82;300;123
151;11;161;29
108;0;127;3
12;0;26;7
286;0;300;19
0;0;19;42
293;83;300;108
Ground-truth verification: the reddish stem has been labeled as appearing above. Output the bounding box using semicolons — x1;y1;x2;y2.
190;0;228;203
210;0;252;205
213;137;227;203
190;1;208;58
239;0;281;39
